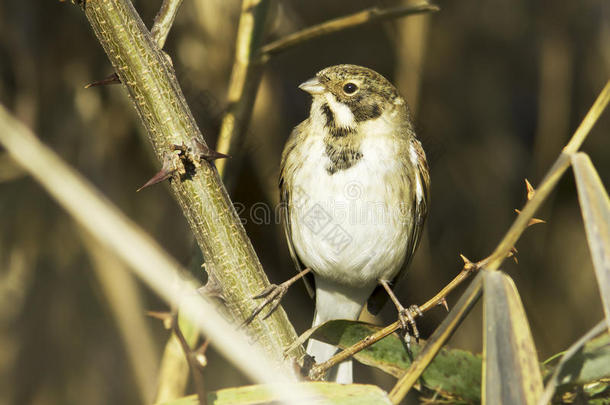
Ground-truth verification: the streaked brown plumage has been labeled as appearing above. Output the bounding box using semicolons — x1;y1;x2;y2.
279;64;430;383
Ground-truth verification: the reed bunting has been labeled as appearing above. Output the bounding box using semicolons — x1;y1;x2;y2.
252;64;429;384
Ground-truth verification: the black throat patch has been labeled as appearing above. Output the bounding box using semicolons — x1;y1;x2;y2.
320;102;364;174
324;139;363;175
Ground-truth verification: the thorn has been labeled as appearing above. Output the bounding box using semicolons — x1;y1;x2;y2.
60;0;86;10
507;247;519;264
137;167;174;192
192;339;210;369
147;311;173;329
196;339;210;356
524;179;535;200
514;209;546;226
190;138;230;161
438;297;449;312
459;254;476;272
459;254;471;265
137;152;178;192
85;73;120;88
528;217;546;226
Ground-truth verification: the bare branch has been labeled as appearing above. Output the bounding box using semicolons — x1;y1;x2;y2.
482;80;610;271
84;0;184;88
151;0;184;48
309;255;477;379
259;3;440;59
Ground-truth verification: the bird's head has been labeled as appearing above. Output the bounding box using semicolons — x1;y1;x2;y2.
299;64;407;135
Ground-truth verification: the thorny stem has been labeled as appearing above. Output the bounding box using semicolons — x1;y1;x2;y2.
481;80;610;271
259;3;440;60
80;0;302;375
388;273;484;405
312;80;610;380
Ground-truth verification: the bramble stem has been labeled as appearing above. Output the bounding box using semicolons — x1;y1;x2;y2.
80;0;302;373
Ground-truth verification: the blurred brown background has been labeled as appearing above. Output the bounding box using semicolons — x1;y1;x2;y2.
0;0;609;404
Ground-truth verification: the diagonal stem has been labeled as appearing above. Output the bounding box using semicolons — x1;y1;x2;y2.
259;3;440;59
310;261;477;379
78;0;302;373
482;80;610;271
311;80;610;382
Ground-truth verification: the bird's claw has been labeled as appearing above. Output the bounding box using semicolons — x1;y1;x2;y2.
398;304;422;344
243;283;288;326
252;284;278;299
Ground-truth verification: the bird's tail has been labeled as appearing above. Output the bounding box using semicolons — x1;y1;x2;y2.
306;279;372;384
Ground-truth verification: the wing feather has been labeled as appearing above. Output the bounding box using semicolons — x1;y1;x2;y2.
279;121;315;297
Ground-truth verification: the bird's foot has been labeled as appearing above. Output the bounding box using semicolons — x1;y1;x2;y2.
243;268;311;326
243;282;289;326
397;304;423;346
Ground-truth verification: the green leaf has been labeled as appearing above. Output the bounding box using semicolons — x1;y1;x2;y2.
155;382;392;405
291;319;482;402
483;270;543;405
556;331;610;387
539;321;609;404
571;153;610;332
292;274;484;403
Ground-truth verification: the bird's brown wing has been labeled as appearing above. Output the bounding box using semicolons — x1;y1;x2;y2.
367;138;430;314
279;122;315;297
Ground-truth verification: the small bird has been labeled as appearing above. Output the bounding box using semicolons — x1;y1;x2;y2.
258;64;430;384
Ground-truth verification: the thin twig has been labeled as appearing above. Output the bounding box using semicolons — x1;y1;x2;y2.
172;315;206;405
481;80;610;271
311;80;610;379
309;258;477;379
151;0;184;48
388;273;484;405
386;83;609;405
259;3;440;60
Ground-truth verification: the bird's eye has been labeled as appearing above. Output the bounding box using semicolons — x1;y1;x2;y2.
343;82;358;94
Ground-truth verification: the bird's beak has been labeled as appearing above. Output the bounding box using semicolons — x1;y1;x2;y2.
298;76;325;95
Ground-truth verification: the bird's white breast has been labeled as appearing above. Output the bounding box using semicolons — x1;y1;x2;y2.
289;116;413;288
